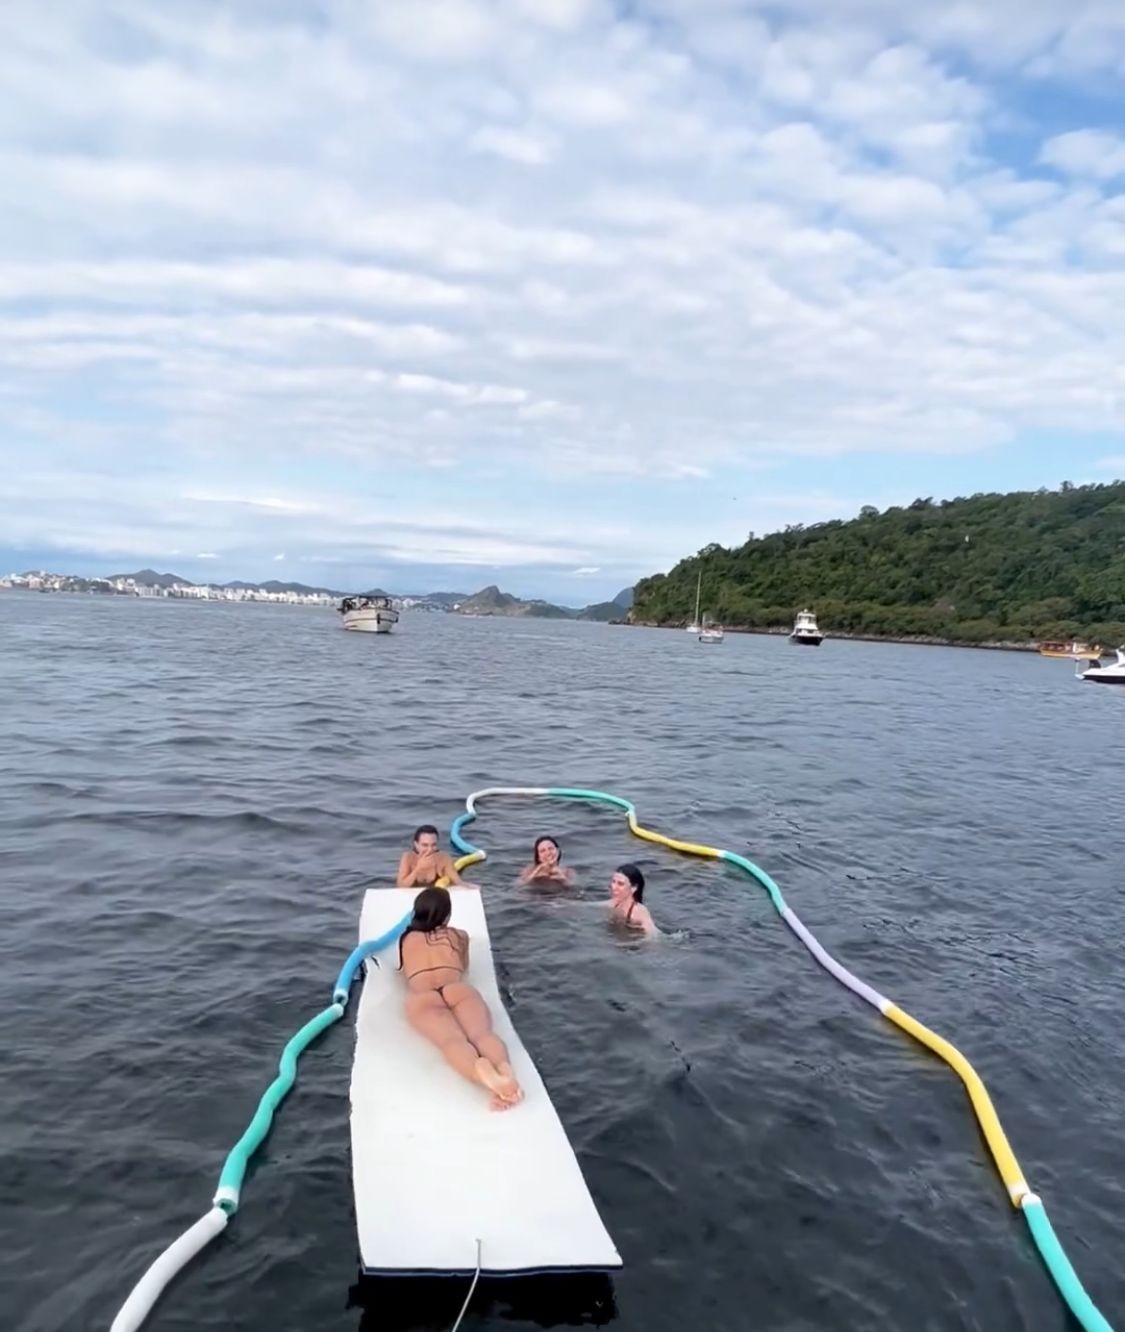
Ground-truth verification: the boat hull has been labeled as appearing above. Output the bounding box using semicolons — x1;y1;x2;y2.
1083;673;1125;684
342;609;398;633
789;633;823;646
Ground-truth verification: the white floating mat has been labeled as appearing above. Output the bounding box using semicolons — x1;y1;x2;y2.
350;888;622;1277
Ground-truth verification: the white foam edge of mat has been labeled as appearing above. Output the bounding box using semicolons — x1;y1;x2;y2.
349;887;622;1277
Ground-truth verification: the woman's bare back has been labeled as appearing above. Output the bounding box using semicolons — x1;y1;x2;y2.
400;926;468;992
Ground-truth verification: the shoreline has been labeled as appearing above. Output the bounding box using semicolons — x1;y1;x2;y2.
617;621;1050;654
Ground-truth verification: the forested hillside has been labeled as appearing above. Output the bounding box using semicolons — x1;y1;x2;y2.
633;483;1125;645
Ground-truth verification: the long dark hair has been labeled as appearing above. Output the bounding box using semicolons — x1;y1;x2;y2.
533;835;561;865
617;863;645;902
398;886;452;969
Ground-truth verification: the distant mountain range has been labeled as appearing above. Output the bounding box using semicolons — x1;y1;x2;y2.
111;570;391;598
112;568;194;589
103;571;635;617
454;584;633;621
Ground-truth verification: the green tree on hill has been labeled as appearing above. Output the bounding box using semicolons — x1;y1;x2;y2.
632;482;1125;645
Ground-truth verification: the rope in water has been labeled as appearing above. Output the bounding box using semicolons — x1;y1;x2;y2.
449;1238;484;1332
450;786;1114;1332
108;915;410;1332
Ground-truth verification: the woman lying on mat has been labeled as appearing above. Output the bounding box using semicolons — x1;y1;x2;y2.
608;863;658;937
396;824;470;888
399;887;524;1111
517;835;575;887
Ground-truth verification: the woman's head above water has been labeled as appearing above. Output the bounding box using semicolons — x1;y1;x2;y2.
610;863;645;904
412;824;440;854
410;885;452;931
533;835;561;866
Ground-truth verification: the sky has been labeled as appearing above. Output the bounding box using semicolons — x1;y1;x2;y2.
1;0;1124;603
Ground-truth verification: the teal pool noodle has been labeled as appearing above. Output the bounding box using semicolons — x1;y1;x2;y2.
214;1002;343;1212
1023;1199;1112;1332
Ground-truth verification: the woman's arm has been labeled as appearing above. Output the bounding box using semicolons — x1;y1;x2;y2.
396;852;415;887
635;904;659;937
442;855;463;885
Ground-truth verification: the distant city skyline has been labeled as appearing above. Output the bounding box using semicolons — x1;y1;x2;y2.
2;565;631;610
2;3;1123;601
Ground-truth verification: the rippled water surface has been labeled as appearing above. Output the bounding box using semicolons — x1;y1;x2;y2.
3;593;1124;1332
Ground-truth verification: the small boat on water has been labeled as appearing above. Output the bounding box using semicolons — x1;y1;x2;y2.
1079;648;1125;684
1040;639;1102;660
688;570;724;641
789;608;823;646
339;595;399;634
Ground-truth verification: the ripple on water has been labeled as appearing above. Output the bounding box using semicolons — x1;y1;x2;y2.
1;597;1123;1331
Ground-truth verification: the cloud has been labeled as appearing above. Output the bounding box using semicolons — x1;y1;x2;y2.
1040;130;1125;181
469;126;553;165
1;0;1124;597
273;553;286;561
369;0;500;62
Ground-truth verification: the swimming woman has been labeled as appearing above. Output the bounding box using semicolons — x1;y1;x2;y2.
518;835;575;886
608;863;658;937
398;887;524;1111
397;824;467;888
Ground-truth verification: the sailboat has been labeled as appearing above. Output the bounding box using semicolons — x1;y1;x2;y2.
687;568;724;642
685;569;702;633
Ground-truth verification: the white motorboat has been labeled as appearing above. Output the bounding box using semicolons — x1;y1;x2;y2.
339;595;399;634
699;621;724;644
789;608;823;645
1079;648;1125;684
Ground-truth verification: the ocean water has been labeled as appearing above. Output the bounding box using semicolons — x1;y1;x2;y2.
2;592;1123;1332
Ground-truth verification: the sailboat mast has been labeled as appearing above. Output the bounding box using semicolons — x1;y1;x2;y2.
694;568;702;626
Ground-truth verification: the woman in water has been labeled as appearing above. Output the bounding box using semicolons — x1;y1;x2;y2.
398;887;523;1111
518;835;575;887
397;824;467;888
608;863;658;937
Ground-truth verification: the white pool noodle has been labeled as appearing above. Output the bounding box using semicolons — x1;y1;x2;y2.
109;1205;228;1332
781;905;889;1013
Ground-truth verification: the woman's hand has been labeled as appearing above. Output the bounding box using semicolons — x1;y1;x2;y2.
418;851;443;882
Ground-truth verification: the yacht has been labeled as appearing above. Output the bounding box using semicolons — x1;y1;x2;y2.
699;623;724;644
1079;648;1125;684
339;595;399;634
789;608;823;646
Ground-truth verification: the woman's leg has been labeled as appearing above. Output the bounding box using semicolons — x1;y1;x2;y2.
441;983;510;1070
405;991;483;1085
442;984;523;1108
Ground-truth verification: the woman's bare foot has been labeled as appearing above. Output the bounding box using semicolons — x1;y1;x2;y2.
491;1061;524;1110
474;1058;524;1110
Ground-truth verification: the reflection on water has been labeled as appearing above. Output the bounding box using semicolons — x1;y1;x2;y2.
350;1272;618;1330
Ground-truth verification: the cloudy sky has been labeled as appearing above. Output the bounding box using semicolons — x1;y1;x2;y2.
2;1;1123;601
